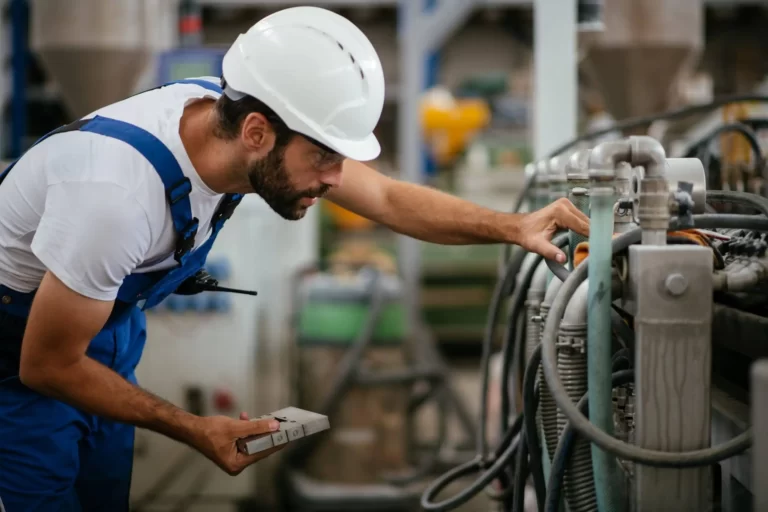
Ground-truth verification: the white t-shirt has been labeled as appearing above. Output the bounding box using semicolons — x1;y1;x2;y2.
0;77;227;301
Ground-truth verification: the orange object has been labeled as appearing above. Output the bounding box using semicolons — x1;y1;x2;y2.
572;230;712;268
323;200;373;230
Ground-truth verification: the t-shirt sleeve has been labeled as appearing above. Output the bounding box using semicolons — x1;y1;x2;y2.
30;181;152;301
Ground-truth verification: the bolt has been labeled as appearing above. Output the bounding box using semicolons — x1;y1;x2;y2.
665;273;688;296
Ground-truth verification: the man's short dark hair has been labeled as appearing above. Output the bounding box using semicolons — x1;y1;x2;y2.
214;77;339;155
214;77;294;147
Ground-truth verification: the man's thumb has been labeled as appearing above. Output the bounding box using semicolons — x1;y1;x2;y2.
531;239;566;263
240;418;280;437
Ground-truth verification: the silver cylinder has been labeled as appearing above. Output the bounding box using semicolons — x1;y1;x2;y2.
665;158;707;214
558;281;597;512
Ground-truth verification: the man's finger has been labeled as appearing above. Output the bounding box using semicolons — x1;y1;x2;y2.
236;418;280;437
557;208;590;237
530;238;566;263
242;444;285;465
240;412;250;421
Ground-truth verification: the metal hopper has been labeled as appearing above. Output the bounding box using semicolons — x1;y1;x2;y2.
580;0;704;121
30;0;177;119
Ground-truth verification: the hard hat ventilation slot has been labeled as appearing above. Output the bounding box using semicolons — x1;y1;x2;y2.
304;26;366;83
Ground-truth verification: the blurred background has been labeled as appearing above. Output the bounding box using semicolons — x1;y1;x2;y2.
1;0;768;511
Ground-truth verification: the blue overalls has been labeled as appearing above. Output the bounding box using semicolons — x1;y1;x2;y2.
0;79;241;511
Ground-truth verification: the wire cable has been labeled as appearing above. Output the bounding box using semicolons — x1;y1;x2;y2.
540;219;752;467
547;94;768;158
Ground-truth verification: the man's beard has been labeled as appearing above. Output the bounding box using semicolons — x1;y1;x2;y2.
247;147;329;220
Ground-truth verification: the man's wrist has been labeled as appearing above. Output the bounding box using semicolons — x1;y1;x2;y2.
499;212;524;245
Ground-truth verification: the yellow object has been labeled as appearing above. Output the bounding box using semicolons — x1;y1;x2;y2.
721;103;754;174
572;230;712;268
421;90;491;166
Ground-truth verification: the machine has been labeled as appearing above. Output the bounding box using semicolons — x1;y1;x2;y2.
420;104;768;511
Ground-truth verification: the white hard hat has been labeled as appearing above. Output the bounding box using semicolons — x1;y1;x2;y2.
222;6;385;162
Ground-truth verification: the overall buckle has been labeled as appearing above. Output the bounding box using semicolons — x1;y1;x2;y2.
167;177;192;205
213;195;243;225
174;218;199;262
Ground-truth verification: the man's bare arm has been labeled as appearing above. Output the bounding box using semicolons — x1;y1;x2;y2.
18;272;282;474
326;160;589;260
19;271;201;445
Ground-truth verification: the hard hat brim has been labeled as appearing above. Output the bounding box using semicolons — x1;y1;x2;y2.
314;131;381;162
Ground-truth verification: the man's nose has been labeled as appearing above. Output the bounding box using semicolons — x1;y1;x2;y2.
319;166;343;188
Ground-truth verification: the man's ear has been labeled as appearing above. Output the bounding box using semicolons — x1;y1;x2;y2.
241;112;276;156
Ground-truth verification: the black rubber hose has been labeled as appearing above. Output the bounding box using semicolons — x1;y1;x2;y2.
546;94;768;158
479;247;528;461
504;234;570;434
696;123;765;186
540;219;752;467
511;429;530;512
420;414;524;512
522;344;547;510
545;370;635;512
500;268;535;434
707;190;768;218
693;213;768;231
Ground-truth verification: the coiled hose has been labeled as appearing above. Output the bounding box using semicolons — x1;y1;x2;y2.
557;325;596;512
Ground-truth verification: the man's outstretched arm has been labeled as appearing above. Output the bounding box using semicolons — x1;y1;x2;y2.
326;160;590;262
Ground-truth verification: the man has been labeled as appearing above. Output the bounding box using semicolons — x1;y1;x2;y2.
0;6;588;512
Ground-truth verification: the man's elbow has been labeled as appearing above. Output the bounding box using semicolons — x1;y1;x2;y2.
19;357;69;394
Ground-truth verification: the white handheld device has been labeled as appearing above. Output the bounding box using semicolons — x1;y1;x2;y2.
236;406;330;455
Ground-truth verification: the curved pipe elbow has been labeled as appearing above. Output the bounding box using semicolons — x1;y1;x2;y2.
629;136;666;178
561;279;590;328
588;140;631;178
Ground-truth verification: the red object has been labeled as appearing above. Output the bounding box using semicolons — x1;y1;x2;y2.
179;15;202;34
213;388;235;412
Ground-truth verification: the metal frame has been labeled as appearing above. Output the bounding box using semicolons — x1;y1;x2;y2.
628;244;714;511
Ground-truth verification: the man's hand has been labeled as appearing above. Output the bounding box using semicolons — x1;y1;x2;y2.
191;413;284;476
514;198;590;262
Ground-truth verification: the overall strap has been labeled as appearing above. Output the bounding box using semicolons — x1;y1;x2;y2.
1;78;242;265
79;115;204;265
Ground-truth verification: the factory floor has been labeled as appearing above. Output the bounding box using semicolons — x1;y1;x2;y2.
130;354;536;512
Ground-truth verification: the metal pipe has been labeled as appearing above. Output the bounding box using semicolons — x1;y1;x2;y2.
587;157;621;512
629;136;669;245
